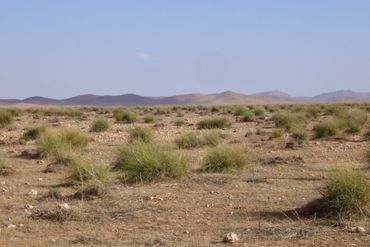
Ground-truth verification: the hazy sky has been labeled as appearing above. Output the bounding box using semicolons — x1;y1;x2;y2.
1;0;370;99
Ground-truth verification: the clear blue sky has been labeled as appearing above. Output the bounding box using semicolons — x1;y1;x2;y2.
1;0;369;99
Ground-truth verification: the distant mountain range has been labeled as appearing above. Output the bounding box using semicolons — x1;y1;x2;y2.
0;90;369;106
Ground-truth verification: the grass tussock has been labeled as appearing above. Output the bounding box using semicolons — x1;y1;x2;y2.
344;109;368;134
0;109;13;128
200;145;248;173
143;114;155;123
0;157;14;176
116;142;187;184
321;169;370;219
91;118;109;132
20;125;47;141
272;113;304;131
114;110;137;123
313;118;345;138
128;125;154;143
37;128;89;158
366;145;370;165
69;156;111;184
197;117;231;129
291;129;307;144
175;130;222;149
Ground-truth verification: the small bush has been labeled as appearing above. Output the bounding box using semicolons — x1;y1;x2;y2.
233;106;248;116
344;109;368;134
143;114;155;123
240;112;253;122
20;126;47;141
114;111;137;123
174;118;185;127
37;128;89;158
0;109;13;128
200;146;248;172
91;118;109;132
272;113;303;131
116;142;187;184
253;108;265;117
197;117;231;129
175;130;222;149
313;118;344;138
321;169;370;219
128;125;154;143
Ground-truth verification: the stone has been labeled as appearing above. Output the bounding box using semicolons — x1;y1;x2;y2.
223;232;239;243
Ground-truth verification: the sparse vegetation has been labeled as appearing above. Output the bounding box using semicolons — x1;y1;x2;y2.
272;113;303;131
197;117;231;129
143;114;155;123
313;118;344;138
240;112;253;122
271;128;284;139
128;125;154;143
116;142;187;184
114;110;137;123
291;129;307;144
321;168;370;219
174;118;185;126
200;145;248;172
91;118;109;132
0;109;13;128
69;156;111;184
0;157;14;176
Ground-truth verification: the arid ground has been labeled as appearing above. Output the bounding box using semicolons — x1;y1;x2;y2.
0;104;369;246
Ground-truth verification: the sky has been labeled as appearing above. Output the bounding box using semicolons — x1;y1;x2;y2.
0;0;370;99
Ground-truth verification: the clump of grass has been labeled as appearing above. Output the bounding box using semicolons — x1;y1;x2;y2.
344;109;368;134
0;109;13;128
272;113;303;131
91;118;109;132
0;157;14;176
37;128;89;158
233;106;248;116
291;129;307;144
321;169;370;219
240;112;253;122
143;114;155;123
174;118;185;127
197;117;231;129
20;126;47;141
313;118;345;138
69;156;111;184
271;128;284;139
253;107;265;117
366;145;370;165
200;146;248;172
128;125;154;143
175;130;222;149
114;110;137;123
116;142;187;184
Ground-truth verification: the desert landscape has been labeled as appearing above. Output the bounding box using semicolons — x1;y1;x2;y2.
1;103;370;246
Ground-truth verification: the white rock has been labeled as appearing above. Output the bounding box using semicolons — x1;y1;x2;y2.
27;189;38;196
223;232;239;243
57;203;70;210
7;224;17;228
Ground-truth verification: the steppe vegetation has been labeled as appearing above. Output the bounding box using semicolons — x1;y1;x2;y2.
0;102;370;246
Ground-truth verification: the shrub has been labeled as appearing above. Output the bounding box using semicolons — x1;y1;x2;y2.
200;146;248;172
20;126;47;141
344;109;368;134
313;118;345;138
175;130;222;149
233;106;248;116
37;128;89;158
116;142;187;184
240;112;253;122
253;108;265;117
91;118;109;132
143;114;155;123
197;117;231;129
127;125;154;143
321;169;370;219
114;111;137;123
304;105;321;118
364;129;370;140
174;118;185;127
0;109;13;128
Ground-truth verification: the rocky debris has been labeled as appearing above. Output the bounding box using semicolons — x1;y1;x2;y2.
285;141;296;149
223;232;239;243
262;156;304;166
349;226;366;233
57;203;71;210
18;149;40;159
145;195;164;202
7;224;17;228
27;189;38;196
31;203;73;222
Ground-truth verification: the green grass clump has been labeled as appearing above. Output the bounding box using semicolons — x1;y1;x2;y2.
143;114;155;123
175;130;222;149
37;128;89;158
240;112;253;122
116;142;187;184
344;109;368;134
197;117;231;129
0;109;13;128
69;156;111;184
128;125;154;143
174;118;185;127
253;107;265;117
233;106;248;116
272;113;303;131
114;110;137;123
313;118;345;138
321;169;370;219
91;118;109;132
271;128;284;139
200;146;248;172
291;129;307;144
20;126;47;141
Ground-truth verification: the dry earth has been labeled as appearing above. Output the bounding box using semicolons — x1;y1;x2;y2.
0;105;369;246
